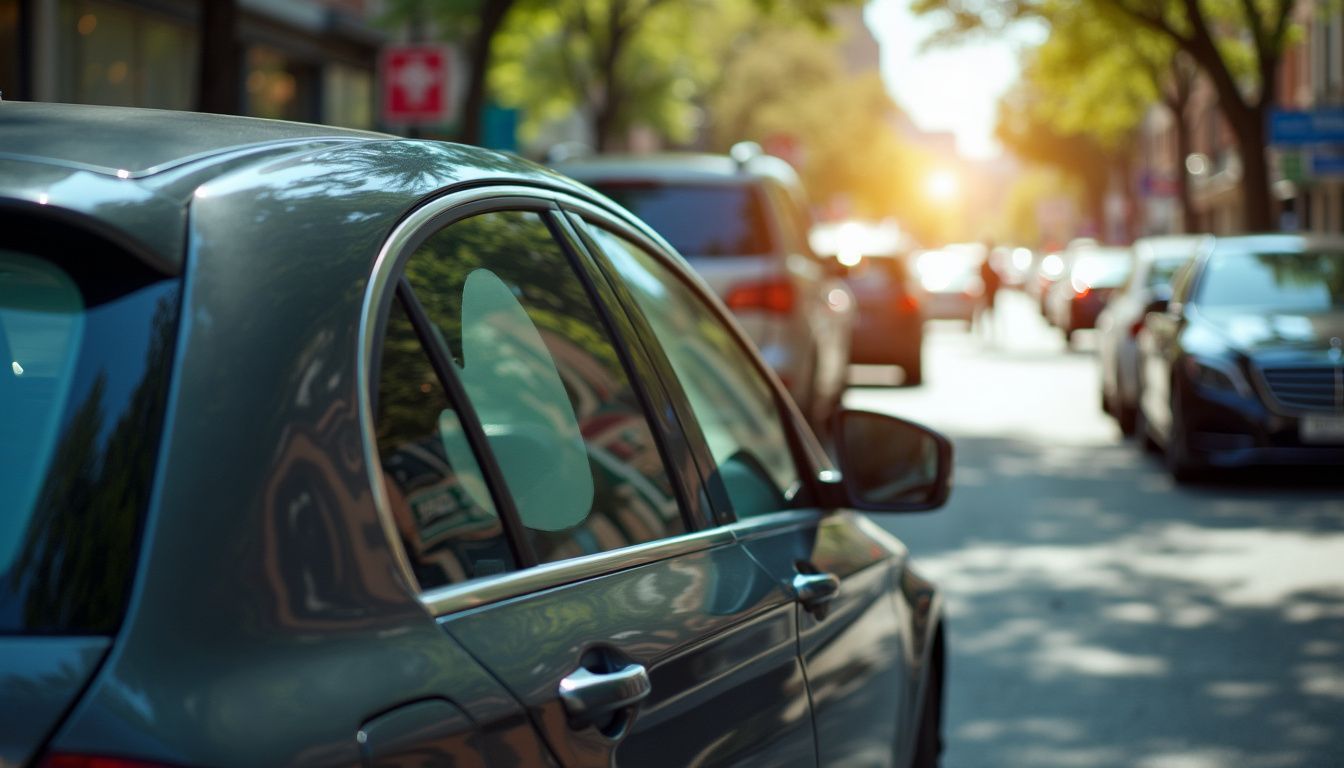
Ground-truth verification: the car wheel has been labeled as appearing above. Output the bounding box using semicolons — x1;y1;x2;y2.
1165;392;1202;483
1101;386;1113;416
1064;327;1076;349
909;632;945;768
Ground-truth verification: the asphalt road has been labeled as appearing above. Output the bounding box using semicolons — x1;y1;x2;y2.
850;290;1344;768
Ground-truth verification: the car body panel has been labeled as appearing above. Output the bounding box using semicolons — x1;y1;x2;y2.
4;104;944;768
0;637;110;767
444;531;816;766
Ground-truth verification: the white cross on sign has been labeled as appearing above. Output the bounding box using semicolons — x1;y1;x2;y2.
381;44;455;125
394;54;439;109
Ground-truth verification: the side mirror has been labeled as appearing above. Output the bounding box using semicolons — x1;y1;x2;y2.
1143;286;1172;316
829;410;953;512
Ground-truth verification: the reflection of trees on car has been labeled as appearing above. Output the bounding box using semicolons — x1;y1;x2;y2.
386;211;682;571
13;289;178;631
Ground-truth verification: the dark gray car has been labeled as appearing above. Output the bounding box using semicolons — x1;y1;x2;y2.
1;103;949;768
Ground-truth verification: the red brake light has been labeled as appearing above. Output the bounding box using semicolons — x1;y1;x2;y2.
1074;286;1091;299
897;294;920;313
1129;318;1146;337
725;278;795;314
42;756;181;768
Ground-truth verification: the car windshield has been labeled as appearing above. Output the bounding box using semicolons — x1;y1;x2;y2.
587;181;773;257
0;233;179;634
1197;249;1344;311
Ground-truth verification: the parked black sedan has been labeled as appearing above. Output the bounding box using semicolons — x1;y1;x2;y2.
1137;234;1344;481
0;102;949;768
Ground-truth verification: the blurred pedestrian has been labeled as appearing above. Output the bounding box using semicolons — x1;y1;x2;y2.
978;243;1002;338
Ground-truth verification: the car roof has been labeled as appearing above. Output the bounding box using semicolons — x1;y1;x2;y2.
552;152;803;189
0;101;388;178
0;103;603;273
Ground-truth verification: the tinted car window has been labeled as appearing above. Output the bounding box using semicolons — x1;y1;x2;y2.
375;299;515;589
0;230;179;634
403;211;683;564
586;226;801;517
590;182;773;257
1197;249;1344;310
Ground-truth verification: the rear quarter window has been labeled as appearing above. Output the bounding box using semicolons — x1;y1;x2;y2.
0;215;179;634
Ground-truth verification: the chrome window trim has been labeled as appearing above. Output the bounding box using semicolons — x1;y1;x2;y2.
420;526;734;616
419;508;822;617
358;184;566;597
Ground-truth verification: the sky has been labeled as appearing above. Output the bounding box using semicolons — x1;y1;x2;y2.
866;0;1044;159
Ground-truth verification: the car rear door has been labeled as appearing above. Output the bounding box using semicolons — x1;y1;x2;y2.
367;192;815;766
570;209;915;767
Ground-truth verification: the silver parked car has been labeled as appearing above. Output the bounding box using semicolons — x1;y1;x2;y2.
553;148;855;427
1096;235;1206;434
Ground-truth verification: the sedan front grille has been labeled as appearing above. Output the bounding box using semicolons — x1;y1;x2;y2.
1257;365;1344;413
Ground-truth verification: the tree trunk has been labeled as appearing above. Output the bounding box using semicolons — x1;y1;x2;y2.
1233;106;1275;232
1172;104;1198;232
455;0;514;146
197;0;240;115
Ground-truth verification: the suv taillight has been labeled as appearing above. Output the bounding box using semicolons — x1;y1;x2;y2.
725;278;795;314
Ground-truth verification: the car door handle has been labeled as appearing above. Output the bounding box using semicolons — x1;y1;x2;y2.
793;571;840;614
558;662;652;728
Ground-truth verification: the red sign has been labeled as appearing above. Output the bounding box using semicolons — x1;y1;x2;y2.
381;45;453;125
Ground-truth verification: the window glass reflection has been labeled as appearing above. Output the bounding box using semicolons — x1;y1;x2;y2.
375;299;514;589
404;210;683;564
586;226;800;518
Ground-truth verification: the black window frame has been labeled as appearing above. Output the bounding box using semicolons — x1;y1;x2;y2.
367;195;701;582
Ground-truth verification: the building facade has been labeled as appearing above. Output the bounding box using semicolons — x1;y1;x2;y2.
1;0;383;129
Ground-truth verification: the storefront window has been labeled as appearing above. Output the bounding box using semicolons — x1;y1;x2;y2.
1;0;20;100
323;63;373;129
59;0;195;109
246;46;315;121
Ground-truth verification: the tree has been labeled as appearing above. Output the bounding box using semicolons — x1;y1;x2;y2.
912;0;1301;232
197;0;240;114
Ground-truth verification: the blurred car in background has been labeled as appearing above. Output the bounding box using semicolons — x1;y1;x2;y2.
1097;235;1207;434
1137;234;1344;481
554;146;854;427
1028;251;1067;315
913;246;984;327
813;221;926;385
1046;245;1134;347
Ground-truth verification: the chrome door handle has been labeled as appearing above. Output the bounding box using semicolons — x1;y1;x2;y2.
793;571;840;615
558;663;652;727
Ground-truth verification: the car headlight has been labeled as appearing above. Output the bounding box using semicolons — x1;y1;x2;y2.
1183;355;1252;397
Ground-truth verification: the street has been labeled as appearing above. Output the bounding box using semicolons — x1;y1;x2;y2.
853;291;1344;768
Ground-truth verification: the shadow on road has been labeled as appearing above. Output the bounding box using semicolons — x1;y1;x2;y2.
876;434;1344;768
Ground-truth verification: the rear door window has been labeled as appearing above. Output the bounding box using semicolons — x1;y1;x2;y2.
393;209;685;566
0;226;179;634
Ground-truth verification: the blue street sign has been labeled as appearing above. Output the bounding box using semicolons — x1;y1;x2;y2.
1269;109;1344;146
1311;152;1344;177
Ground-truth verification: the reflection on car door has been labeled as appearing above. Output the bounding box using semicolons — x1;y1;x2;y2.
383;200;816;766
576;216;912;766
